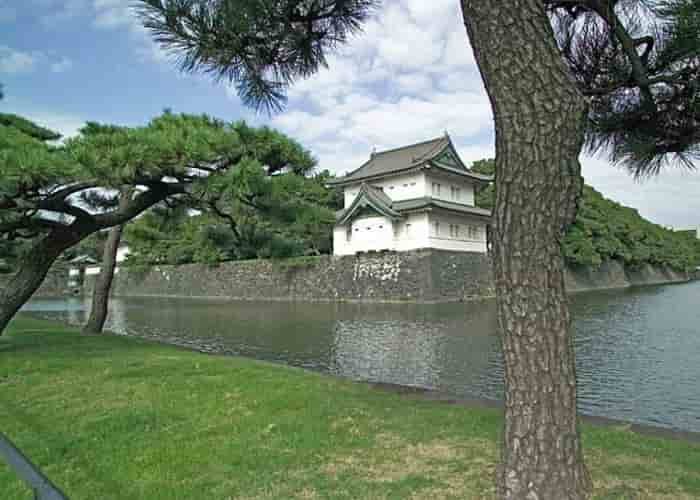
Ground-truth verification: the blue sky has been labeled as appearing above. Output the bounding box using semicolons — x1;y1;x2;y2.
1;0;698;229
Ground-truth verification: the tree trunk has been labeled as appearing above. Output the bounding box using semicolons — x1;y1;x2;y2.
460;2;591;499
81;190;132;335
81;224;124;335
0;230;84;334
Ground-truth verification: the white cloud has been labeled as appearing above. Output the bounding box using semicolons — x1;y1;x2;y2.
37;0;89;26
582;156;700;229
262;0;698;228
0;46;40;75
0;46;75;76
267;1;493;179
372;4;444;70
50;56;73;73
272;111;344;144
34;0;166;64
93;0;133;29
396;73;434;94
457;143;495;166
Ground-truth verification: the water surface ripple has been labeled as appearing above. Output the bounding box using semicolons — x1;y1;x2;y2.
24;280;700;433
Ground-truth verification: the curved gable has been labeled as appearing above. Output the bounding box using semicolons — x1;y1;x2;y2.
336;184;402;226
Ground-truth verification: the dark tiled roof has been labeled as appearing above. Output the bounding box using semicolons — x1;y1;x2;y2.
393;197;492;218
329;135;493;185
336;185;492;224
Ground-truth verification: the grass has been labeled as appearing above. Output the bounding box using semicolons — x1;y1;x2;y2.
1;317;699;499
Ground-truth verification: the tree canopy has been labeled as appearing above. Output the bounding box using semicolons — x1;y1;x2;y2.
136;0;378;112
547;0;700;175
125;169;339;264
472;158;700;271
0;110;323;332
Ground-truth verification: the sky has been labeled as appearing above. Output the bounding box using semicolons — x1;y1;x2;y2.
1;0;698;230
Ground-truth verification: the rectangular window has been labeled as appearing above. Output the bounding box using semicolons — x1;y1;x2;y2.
450;187;461;201
405;223;412;237
454;225;461;238
433;221;440;236
432;183;441;196
410;182;416;186
468;225;480;240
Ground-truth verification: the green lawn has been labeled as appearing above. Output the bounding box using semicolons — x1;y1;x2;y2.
1;317;699;499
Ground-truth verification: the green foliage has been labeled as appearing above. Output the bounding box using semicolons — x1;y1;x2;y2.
2;317;700;499
470;159;495;210
122;120;336;265
0;113;61;141
126;212;226;265
136;0;378;112
473;158;700;271
562;185;695;270
0;118;74;199
126;169;336;265
233;121;316;175
66;113;241;187
550;0;700;175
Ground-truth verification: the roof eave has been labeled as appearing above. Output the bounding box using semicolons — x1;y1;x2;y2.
425;162;493;184
328;163;428;187
335;184;403;226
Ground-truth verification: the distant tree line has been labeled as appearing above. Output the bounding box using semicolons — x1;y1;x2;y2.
472;159;700;272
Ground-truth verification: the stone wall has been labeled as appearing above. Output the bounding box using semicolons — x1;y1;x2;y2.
98;250;492;303
0;267;70;297
81;249;690;303
564;260;690;293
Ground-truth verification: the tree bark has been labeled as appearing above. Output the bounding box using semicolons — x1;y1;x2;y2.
82;191;132;335
0;186;172;336
81;225;124;335
0;229;85;334
460;2;591;499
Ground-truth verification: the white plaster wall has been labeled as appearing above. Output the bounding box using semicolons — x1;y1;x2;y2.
334;216;395;255
343;173;427;207
393;212;430;252
116;246;130;263
334;213;431;255
85;266;101;276
342;172;481;208
427;213;487;253
375;173;427;202
424;173;476;206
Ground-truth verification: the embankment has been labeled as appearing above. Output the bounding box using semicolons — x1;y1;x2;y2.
80;249;690;303
0;268;69;297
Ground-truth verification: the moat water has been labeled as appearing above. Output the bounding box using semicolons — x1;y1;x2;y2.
24;280;700;433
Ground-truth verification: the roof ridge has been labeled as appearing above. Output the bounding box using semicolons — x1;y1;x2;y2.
411;136;448;163
374;136;445;157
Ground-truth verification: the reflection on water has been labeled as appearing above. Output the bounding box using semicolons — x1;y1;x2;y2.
23;280;700;433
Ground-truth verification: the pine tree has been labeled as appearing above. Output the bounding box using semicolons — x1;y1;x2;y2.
136;1;699;498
